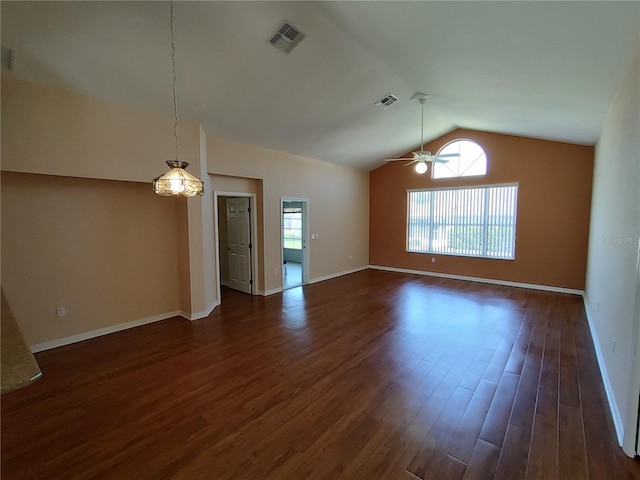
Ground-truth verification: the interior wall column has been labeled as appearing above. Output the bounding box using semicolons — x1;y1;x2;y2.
186;126;218;319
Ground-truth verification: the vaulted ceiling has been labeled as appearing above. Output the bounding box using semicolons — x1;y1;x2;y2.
2;1;639;170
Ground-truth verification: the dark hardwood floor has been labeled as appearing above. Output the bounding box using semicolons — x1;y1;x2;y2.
2;270;639;479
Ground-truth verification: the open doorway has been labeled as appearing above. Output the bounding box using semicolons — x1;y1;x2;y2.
282;198;309;289
216;193;257;298
631;239;640;456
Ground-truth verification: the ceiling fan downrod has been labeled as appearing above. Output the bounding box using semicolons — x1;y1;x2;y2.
413;93;429;154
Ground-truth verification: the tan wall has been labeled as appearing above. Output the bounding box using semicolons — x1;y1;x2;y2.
584;42;640;451
1;77;196;346
1;172;184;346
1;76;369;346
207;136;370;293
176;200;191;314
370;129;594;290
1;76;201;182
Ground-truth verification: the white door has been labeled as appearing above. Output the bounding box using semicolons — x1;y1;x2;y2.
226;197;252;294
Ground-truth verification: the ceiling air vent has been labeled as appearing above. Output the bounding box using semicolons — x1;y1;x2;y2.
375;93;399;109
269;22;305;54
1;46;15;72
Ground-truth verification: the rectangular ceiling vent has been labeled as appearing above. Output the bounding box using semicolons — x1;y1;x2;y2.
1;46;15;72
269;22;305;54
375;93;399;109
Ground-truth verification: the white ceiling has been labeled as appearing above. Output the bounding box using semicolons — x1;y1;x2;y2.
2;1;639;171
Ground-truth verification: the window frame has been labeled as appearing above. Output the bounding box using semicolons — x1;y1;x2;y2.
406;183;519;260
432;138;488;180
283;207;303;250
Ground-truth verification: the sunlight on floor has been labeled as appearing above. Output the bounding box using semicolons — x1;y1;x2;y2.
283;261;302;289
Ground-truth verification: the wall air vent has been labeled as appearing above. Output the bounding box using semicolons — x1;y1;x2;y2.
1;46;15;72
269;22;306;54
375;93;399;109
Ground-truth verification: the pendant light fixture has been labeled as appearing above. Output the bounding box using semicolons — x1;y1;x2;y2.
153;0;204;197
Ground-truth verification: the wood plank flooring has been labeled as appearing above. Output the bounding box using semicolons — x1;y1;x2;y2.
2;270;639;479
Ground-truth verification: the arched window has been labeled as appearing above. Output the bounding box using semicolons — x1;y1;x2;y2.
432;139;487;179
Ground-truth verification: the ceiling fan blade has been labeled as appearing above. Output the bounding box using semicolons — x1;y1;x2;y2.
435;153;461;158
432;158;451;164
404;159;418;167
384;158;413;162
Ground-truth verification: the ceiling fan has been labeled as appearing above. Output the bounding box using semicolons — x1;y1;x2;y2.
384;93;459;174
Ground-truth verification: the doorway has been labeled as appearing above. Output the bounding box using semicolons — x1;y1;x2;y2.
216;194;257;297
282;198;309;289
622;237;640;457
633;239;640;456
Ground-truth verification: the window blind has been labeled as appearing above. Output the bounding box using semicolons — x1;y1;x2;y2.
407;184;518;259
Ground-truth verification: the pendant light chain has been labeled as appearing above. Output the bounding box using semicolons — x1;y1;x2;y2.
170;0;179;162
151;0;204;197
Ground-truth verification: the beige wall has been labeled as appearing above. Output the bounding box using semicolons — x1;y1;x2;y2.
1;76;201;182
176;199;191;314
1;172;184;347
369;129;594;290
185;127;217;318
1;76;369;347
207;136;370;293
1;77;199;345
584;41;640;452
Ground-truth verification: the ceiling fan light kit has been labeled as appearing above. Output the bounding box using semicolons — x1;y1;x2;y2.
415;161;428;174
384;93;460;174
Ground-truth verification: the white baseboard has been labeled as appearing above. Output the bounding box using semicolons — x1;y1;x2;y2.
260;288;283;296
368;265;584;296
187;301;219;321
257;266;368;296
582;296;625;446
30;310;183;353
227;286;280;296
31;300;220;352
308;266;369;285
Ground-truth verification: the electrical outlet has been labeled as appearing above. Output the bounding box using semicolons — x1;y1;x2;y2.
612;338;616;353
56;306;66;317
431;257;436;263
274;267;278;276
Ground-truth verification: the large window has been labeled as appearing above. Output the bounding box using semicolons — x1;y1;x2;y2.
407;184;518;259
283;207;302;249
432;139;487;179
